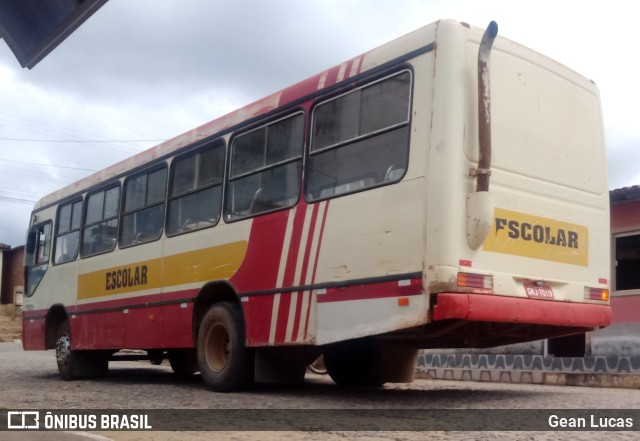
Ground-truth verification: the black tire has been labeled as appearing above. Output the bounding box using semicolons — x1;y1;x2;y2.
324;337;382;387
169;348;199;377
55;321;108;380
196;302;253;392
55;321;75;380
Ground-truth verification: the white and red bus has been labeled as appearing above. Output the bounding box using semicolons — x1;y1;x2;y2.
23;20;611;391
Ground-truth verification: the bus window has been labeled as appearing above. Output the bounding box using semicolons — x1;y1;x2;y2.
81;185;120;256
306;70;411;201
167;142;225;235
120;166;167;246
25;221;52;296
54;199;82;264
225;113;304;221
615;232;640;292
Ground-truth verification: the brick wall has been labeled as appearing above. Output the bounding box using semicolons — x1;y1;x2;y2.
1;246;24;305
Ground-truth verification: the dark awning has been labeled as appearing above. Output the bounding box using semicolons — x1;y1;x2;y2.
0;0;108;69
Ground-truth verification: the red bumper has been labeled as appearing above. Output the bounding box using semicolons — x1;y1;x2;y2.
433;293;612;328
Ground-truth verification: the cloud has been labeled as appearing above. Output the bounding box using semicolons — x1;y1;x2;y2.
16;1;378;104
0;0;638;246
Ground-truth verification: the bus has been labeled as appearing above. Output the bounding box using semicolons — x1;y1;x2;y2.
23;19;611;391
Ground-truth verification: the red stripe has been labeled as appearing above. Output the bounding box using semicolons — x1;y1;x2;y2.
243;295;275;346
316;277;423;304
23;309;47;319
274;292;292;344
290;292;304;341
311;202;329;284
273;205;308;344
23;289;196;317
282;205;308;288
304;201;330;338
229;210;290;292
290;203;320;340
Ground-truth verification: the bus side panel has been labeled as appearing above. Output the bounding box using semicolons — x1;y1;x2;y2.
308;54;432;345
124;305;164;348
242;296;273;346
22;311;46;350
229;210;290;293
312;180;427;344
73;310;124;350
161;290;197;348
233;205;326;346
242;292;315;347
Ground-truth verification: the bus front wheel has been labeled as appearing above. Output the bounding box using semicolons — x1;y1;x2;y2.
196;302;253;392
55;321;107;380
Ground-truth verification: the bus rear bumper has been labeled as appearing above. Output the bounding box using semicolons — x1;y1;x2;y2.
432;293;612;328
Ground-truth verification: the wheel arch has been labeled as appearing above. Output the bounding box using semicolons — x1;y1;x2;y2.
45;304;68;349
192;280;244;343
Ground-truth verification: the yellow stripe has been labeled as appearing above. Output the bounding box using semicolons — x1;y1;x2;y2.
483;208;589;266
77;241;247;300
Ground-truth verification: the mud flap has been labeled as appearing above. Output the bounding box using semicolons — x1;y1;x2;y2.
255;347;307;383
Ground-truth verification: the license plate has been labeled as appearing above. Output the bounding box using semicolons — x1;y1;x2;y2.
524;283;554;299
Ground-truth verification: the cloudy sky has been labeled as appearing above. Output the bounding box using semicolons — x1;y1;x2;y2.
0;0;637;246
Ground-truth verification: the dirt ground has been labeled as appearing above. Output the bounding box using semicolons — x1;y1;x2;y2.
0;304;21;343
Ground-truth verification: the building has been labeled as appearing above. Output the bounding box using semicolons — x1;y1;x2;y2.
594;185;640;354
0;245;24;307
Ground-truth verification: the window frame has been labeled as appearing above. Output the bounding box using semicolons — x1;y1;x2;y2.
80;183;121;258
166;139;226;237
613;230;640;296
53;198;83;265
305;68;413;203
224;110;305;222
119;163;168;248
25;220;53;297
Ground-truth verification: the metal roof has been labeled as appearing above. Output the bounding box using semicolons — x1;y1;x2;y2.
0;0;107;69
610;186;640;204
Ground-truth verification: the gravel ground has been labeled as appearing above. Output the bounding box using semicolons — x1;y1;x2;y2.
1;341;639;441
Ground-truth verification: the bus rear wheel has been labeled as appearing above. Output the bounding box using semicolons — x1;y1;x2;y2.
324;337;384;387
55;321;107;380
324;337;383;387
196;302;253;392
169;348;199;377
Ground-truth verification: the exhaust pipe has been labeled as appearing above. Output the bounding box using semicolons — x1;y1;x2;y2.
475;20;498;192
467;21;498;250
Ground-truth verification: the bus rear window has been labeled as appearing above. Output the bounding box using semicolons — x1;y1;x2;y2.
306;70;411;201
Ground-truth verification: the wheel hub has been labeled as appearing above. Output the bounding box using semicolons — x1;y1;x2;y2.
56;333;70;365
205;323;230;372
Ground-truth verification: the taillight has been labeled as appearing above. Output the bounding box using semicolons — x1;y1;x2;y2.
586;287;609;302
457;272;493;291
